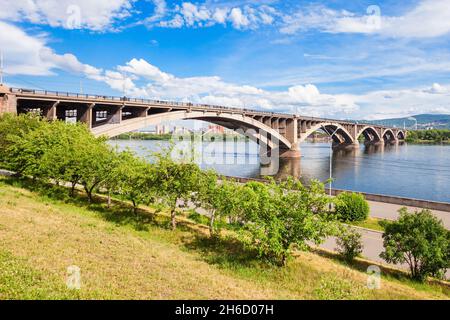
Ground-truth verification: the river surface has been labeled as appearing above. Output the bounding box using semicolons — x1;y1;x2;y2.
109;139;450;203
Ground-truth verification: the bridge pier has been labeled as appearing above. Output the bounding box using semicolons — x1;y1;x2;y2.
280;147;301;159
80;103;95;129
46;101;59;120
0;85;17;114
280;118;301;158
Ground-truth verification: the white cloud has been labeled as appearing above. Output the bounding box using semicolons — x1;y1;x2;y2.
228;8;250;29
0;0;134;31
117;58;173;82
212;8;229;24
382;0;450;38
159;14;185;28
2;18;449;120
0;21;52;76
108;57;358;117
144;0;167;23
350;84;450;119
280;0;450;39
425;83;449;94
0;20;105;83
180;2;210;27
153;2;276;30
0;38;349;117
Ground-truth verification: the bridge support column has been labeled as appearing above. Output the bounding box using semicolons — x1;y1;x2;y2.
46;101;59;120
0;85;17;114
281;118;301;159
80;103;95;129
373;138;385;145
109;105;123;124
139;107;149;118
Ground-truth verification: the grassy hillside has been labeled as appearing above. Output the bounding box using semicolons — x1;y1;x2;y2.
0;178;448;300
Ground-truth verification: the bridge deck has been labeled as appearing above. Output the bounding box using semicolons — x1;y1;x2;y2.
9;87;391;129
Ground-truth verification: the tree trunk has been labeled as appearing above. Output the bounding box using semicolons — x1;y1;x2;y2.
84;185;93;203
132;199;138;215
280;253;287;267
171;208;177;230
70;182;76;197
209;210;215;237
107;190;111;208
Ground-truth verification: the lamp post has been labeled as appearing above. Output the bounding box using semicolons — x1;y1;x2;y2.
0;50;4;85
323;126;340;207
408;117;417;130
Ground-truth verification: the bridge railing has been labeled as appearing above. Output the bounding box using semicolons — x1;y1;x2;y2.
11;87;290;117
10;87;397;129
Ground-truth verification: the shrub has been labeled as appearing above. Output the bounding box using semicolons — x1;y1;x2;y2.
335;192;369;222
380;208;450;281
335;226;363;263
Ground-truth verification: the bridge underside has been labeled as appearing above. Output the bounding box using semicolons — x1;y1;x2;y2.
0;86;406;159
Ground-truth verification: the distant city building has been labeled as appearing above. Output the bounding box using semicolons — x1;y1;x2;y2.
156;124;170;134
173;126;191;134
207;125;225;134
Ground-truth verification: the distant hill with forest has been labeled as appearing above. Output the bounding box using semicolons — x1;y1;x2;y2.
361;114;450;129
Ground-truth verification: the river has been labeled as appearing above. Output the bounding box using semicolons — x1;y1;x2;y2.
109;139;450;203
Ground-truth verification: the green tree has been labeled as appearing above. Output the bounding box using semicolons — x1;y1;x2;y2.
196;172;238;237
76;135;113;203
0;113;43;172
108;150;155;214
153;150;202;230
335;226;363;263
35;121;93;192
380;208;450;281
239;178;335;266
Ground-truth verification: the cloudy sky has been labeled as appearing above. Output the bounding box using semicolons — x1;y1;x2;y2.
1;0;450;120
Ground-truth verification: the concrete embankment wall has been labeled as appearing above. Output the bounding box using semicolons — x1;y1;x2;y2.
224;175;450;213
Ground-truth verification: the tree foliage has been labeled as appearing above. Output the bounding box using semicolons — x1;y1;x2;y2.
335;226;363;263
335;192;369;222
196;172;239;237
106;150;155;214
238;178;336;266
405;129;450;143
380;208;450;281
153;149;202;230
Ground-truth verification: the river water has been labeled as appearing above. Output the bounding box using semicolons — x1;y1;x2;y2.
109;139;450;203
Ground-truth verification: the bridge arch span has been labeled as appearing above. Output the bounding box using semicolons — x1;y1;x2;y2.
92;110;293;150
397;130;406;140
299;122;355;144
356;126;382;143
382;128;397;141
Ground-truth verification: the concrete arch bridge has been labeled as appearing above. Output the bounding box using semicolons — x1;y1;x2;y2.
0;86;406;158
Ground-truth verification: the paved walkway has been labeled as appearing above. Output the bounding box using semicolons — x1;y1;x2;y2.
368;200;450;229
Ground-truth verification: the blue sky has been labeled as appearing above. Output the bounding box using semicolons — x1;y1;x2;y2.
1;0;450;119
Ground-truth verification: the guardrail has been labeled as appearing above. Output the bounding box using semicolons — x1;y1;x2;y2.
10;87;397;129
